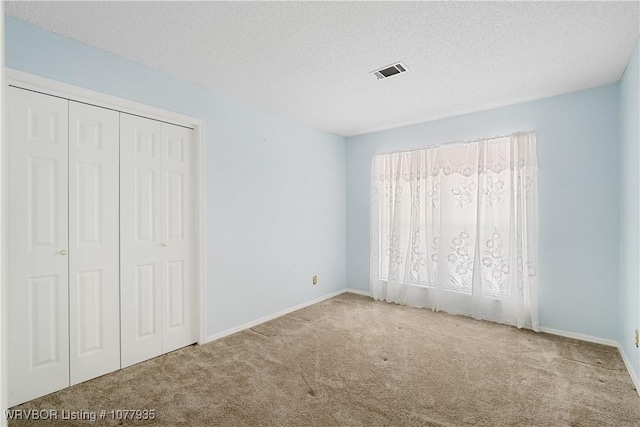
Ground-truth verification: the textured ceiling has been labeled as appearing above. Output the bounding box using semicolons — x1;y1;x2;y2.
6;1;640;137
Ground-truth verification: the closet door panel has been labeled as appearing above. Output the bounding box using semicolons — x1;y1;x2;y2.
120;113;163;368
7;87;69;406
161;124;195;353
69;102;120;385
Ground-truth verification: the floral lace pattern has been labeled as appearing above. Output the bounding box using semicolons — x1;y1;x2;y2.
374;134;537;184
384;228;403;281
430;236;439;282
385;185;404;207
516;175;533;199
371;131;539;330
483;179;505;207
452;180;477;208
410;229;426;283
427;181;440;208
447;230;473;290
482;230;509;296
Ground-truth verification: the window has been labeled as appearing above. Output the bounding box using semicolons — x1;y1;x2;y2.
370;132;539;329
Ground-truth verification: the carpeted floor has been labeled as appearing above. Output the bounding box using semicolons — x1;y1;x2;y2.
9;293;640;426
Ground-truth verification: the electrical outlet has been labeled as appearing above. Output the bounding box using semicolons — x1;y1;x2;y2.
635;329;639;348
312;275;318;285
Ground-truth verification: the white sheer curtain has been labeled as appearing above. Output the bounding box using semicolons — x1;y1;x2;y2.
370;132;539;330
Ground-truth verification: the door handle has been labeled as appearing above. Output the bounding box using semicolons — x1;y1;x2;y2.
161;243;168;247
60;250;67;255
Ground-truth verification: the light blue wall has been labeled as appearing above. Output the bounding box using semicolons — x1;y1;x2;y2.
619;38;639;380
347;85;621;340
5;15;633;347
4;16;347;338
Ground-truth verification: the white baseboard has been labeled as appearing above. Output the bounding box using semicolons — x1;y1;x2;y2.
617;344;640;396
540;326;639;396
344;288;371;297
205;289;345;343
538;327;618;347
203;289;639;397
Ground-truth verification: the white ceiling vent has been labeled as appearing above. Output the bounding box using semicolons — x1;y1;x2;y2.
371;62;408;80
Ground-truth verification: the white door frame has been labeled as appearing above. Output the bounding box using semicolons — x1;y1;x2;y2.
2;69;208;355
1;9;7;425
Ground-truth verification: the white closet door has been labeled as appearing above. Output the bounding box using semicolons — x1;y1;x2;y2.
161;123;194;353
7;87;69;406
120;114;195;367
120;113;163;368
68;102;120;385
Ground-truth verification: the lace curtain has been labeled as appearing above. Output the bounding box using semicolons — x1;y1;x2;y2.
370;132;539;330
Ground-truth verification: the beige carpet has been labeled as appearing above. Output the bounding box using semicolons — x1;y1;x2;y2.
9;293;640;426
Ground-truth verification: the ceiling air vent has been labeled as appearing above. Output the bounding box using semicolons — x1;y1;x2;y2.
371;62;408;80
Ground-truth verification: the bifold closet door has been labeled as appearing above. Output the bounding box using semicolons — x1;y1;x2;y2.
120;114;163;367
68;101;120;385
161;122;193;354
120;113;194;368
7;87;70;406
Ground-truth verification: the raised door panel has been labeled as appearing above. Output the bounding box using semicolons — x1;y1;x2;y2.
29;157;59;247
8;87;69;406
120;113;163;368
68;102;120;385
29;275;61;367
135;168;157;242
76;271;103;353
135;264;157;336
161;124;195;353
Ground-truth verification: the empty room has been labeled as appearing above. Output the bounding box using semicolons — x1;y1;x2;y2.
1;1;639;426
